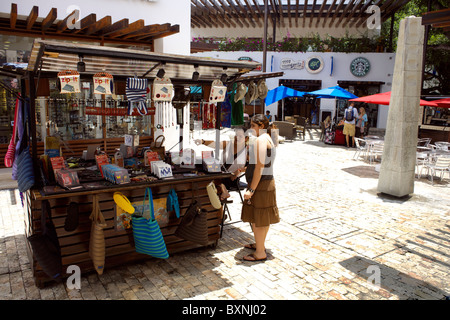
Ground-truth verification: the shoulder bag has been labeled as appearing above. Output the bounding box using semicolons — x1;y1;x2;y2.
175;183;209;246
166;188;180;218
89;194;107;275
4;97;20;167
16;99;35;192
27;200;62;280
131;187;169;259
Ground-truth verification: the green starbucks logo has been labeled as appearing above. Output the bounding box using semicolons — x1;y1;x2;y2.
306;56;324;74
350;57;370;77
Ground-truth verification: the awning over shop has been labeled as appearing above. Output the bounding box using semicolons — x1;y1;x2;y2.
27;40;261;84
264;85;306;105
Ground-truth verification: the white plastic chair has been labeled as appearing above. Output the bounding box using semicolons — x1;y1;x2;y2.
417;138;431;147
353;138;368;161
425;156;450;185
416;150;430;179
368;141;384;164
435;142;450;151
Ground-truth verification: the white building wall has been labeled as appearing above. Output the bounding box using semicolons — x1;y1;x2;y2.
2;0;191;55
193;51;395;129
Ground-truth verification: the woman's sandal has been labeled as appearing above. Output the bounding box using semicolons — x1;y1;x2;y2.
244;243;257;250
243;253;267;262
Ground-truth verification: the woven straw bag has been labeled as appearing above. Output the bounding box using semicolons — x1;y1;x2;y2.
89;194;107;275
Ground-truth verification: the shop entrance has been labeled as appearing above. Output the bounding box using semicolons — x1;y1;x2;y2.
338;81;384;129
278;79;321;123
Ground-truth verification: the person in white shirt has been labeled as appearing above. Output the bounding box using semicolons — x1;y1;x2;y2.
343;103;359;148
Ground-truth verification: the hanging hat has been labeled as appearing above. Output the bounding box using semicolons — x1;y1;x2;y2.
172;87;191;109
257;79;268;99
245;81;258;104
234;83;247;102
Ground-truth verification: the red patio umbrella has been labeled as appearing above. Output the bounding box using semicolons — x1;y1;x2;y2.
348;91;438;107
430;98;450;108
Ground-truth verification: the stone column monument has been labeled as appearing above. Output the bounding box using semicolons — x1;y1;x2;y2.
377;16;425;197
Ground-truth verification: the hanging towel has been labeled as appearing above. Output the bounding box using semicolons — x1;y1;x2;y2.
126;78;148;115
230;83;244;126
220;92;232;128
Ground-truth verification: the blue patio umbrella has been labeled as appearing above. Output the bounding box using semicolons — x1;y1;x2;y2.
308;86;358;99
307;86;358;122
307;85;358;99
265;85;306;120
265;85;306;105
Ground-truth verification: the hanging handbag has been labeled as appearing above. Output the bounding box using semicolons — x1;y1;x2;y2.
175;183;209;246
175;200;209;246
206;181;221;210
126;77;148;115
4;97;20;167
166;188;180;218
11;98;23;180
89;194;107;275
27;200;62;280
150;135;165;159
131;187;169;259
16;99;35;192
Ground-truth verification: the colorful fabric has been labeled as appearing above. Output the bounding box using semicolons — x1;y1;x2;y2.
220;92;232;128
126;78;148;115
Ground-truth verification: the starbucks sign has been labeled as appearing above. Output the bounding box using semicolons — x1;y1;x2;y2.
350;57;370;77
306;56;324;74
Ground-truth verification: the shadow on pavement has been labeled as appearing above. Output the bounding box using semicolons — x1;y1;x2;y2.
339;255;449;299
342;165;379;179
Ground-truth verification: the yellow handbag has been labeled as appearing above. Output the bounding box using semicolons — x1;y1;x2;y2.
89;194;107;275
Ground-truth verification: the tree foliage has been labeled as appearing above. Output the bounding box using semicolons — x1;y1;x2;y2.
381;0;450;95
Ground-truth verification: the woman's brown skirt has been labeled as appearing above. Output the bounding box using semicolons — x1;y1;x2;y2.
241;179;280;227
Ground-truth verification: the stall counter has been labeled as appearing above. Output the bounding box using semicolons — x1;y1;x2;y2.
24;173;231;288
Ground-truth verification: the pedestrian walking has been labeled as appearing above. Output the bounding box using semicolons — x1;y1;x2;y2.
343;103;359;147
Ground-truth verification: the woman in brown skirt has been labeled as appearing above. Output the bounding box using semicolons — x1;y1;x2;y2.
241;114;280;262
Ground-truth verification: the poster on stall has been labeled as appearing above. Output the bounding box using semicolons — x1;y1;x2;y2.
58;70;81;93
93;72;113;95
115;198;169;231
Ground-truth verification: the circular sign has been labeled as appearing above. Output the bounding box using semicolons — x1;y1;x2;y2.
306;56;324;74
350;57;371;77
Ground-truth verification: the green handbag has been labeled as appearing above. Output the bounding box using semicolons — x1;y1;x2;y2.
131;188;169;259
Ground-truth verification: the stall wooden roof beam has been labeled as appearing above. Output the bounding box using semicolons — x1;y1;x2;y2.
0;3;179;47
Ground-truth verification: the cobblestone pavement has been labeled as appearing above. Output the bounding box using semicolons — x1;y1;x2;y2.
1;130;449;300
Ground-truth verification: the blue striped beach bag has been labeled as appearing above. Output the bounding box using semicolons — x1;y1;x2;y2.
131;187;169;259
126;78;148;116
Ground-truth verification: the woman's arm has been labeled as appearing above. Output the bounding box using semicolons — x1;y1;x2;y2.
244;136;267;200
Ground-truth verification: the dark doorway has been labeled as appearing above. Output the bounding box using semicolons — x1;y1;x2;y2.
277;79;321;123
338;81;384;129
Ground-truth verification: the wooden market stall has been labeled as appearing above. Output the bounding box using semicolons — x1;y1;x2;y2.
20;39;260;287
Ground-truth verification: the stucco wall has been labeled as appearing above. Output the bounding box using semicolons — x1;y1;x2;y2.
193;50;396;129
